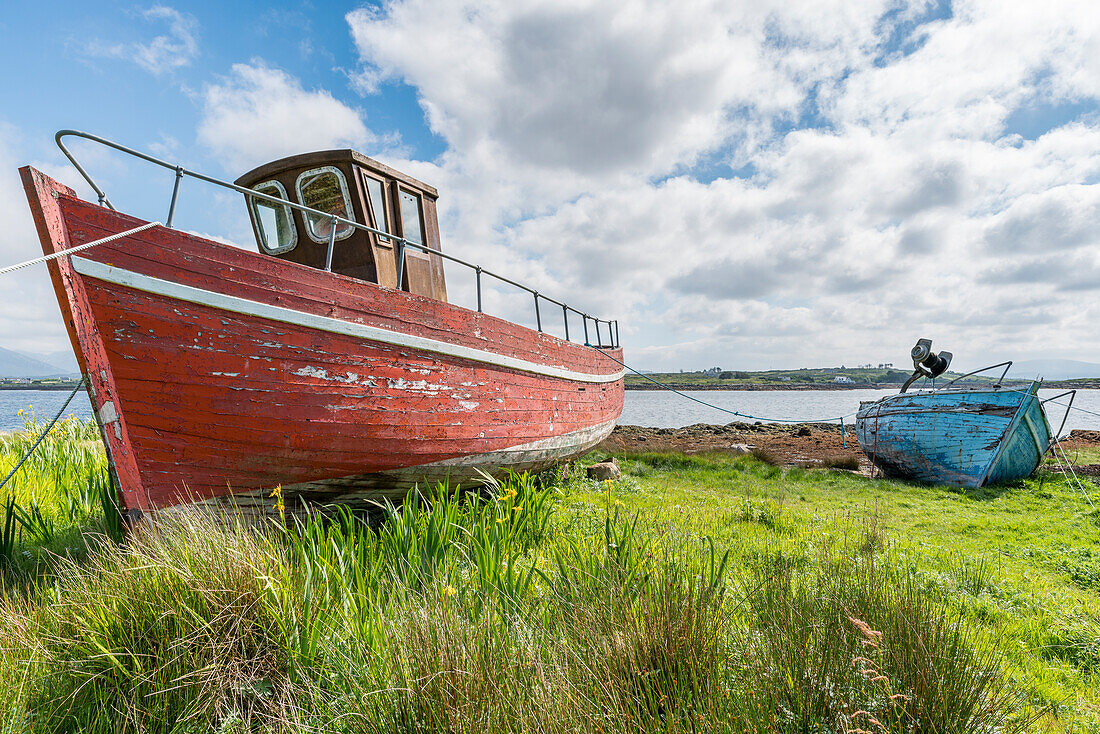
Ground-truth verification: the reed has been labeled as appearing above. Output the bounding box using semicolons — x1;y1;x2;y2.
0;412;114;575
729;545;1023;733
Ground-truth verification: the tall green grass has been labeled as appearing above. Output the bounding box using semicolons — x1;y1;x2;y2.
0;420;1068;732
0;412;118;573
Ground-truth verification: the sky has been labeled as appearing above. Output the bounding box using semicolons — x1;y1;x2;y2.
1;0;1099;373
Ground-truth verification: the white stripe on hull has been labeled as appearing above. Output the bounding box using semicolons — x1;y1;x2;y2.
71;256;624;385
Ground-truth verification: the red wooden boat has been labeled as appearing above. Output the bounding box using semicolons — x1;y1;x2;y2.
20;132;624;515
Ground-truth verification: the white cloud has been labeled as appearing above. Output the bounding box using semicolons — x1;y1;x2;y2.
197;61;380;173
84;5;199;76
0;125;72;355
339;1;1100;371
983;184;1100;253
348;0;894;179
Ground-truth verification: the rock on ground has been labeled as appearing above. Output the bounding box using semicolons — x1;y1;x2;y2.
586;458;621;481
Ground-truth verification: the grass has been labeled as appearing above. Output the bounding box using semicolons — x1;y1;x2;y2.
598;450;1100;730
1046;444;1100;466
0;411;119;573
0;419;1097;731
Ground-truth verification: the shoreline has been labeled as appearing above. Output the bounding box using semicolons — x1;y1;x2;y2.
625;380;1100;391
598;421;866;470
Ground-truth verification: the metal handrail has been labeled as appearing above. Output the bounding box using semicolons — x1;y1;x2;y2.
54;130;620;348
1041;389;1076;439
935;360;1014;390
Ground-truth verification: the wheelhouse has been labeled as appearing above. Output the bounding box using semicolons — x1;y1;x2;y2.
235;150;447;301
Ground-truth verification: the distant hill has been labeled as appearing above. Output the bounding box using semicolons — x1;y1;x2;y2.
623;361;1100;391
1004;359;1100;381
0;346;79;378
625;366;916;390
27;349;79;374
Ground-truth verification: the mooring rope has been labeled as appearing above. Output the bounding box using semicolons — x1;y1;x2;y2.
591;347;858;425
0;221;161;277
0;377;86;493
0;222;159;490
1050;436;1095;510
1043;398;1100;422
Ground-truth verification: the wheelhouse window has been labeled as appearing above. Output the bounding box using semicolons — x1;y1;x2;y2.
362;174;392;245
250;180;297;254
398;188;424;247
295;166;355;243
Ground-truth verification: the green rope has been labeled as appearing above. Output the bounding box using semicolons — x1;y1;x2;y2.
591;347;858;424
0;377;86;493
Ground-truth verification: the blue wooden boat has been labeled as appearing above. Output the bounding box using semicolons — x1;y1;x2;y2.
855;340;1056;487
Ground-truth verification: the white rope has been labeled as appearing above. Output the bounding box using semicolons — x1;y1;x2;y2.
1045;398;1100;422
0;221;162;277
1046;432;1095;509
1052;436;1095;510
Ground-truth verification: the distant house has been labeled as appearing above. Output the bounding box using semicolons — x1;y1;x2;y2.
702;367;723;375
833;376;853;384
778;376;791;381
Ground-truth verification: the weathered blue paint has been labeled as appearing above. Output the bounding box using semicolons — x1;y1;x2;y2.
855;381;1051;487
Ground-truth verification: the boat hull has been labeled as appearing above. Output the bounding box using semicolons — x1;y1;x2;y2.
21;167;624;512
855;385;1050;487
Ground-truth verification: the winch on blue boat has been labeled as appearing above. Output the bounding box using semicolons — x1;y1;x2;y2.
855;339;1062;488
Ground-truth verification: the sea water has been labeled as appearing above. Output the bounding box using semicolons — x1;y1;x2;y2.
619;388;1100;431
3;387;1098;434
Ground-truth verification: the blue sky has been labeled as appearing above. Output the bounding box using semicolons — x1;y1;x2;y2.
0;2;438;174
2;1;1100;372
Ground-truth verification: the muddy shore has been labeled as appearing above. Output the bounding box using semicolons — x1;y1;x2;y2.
596;422;1100;475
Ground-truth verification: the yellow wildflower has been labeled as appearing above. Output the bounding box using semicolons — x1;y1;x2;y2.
444;584;456;597
269;484;285;516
